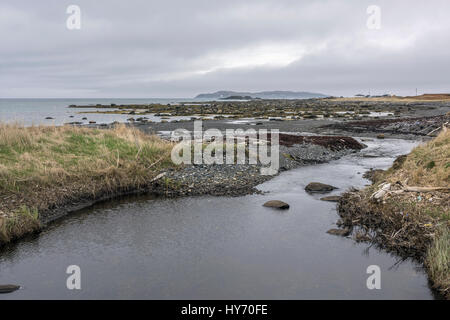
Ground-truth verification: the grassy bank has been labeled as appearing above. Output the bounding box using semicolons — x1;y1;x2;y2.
0;123;175;244
338;128;449;298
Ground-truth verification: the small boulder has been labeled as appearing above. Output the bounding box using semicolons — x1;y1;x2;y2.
320;196;341;202
326;228;351;237
263;200;290;210
376;134;385;139
0;284;20;294
305;182;337;193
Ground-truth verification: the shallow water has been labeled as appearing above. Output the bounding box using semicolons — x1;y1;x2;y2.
0;138;438;299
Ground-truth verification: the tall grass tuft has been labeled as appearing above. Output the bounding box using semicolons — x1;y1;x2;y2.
426;226;450;298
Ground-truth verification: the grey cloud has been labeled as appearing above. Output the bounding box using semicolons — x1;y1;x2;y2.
0;0;449;97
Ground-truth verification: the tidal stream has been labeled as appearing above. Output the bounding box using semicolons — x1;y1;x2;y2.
0;138;439;299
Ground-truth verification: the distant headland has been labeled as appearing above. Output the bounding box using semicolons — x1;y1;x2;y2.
194;90;329;99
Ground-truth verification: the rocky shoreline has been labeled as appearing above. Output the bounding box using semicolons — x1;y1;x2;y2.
35;111;450;229
321;114;449;137
151;136;364;198
66;97;450;140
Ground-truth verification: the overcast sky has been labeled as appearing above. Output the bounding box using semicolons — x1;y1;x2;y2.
0;0;449;98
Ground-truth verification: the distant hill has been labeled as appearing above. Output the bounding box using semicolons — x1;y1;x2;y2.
195;90;329;100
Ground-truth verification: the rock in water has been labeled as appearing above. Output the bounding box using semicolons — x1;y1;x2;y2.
0;284;20;294
263;200;290;209
320;196;341;202
305;182;338;193
326;228;351;237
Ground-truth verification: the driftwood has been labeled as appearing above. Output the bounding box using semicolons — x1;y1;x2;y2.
403;186;450;192
149;172;166;183
427;122;448;136
371;180;449;201
401;178;449;192
370;183;391;200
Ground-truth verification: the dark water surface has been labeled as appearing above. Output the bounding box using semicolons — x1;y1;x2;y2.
0;138;438;299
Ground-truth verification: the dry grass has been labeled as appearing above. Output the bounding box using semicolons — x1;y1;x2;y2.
0;123;176;244
426;226;450;297
384;128;449;188
0;123;174;191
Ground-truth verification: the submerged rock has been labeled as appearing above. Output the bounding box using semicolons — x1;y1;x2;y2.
0;284;20;294
305;182;337;193
320;196;341;202
326;228;351;237
263;200;290;209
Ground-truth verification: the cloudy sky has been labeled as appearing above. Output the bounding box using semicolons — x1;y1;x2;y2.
0;0;449;98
